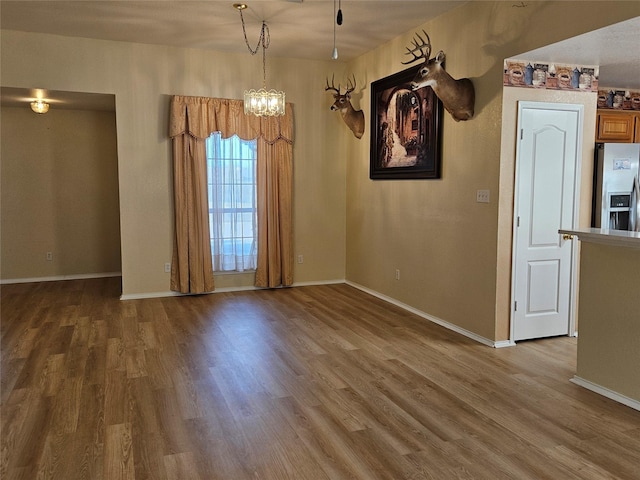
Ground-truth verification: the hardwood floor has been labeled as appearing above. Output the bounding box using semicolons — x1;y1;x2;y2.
2;277;640;479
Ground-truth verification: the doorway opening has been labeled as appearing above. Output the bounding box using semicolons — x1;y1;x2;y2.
0;87;122;292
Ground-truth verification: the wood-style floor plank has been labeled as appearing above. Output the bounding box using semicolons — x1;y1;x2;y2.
2;277;640;479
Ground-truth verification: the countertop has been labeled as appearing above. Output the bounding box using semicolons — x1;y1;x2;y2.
559;227;640;249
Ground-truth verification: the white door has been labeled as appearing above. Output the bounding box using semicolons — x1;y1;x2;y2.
512;102;582;341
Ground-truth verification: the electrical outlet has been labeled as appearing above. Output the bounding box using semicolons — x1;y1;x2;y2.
297;255;304;264
476;189;490;203
395;269;400;280
164;263;171;273
46;252;53;261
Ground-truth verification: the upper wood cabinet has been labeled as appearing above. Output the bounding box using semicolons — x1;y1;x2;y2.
596;109;640;143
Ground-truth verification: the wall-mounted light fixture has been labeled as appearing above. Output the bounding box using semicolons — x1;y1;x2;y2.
30;99;50;114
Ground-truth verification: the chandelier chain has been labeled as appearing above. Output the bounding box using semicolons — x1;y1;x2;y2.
262;42;267;89
236;4;285;116
238;9;270;89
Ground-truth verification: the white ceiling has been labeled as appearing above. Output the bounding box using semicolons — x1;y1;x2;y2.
0;1;469;62
1;1;638;110
518;15;640;91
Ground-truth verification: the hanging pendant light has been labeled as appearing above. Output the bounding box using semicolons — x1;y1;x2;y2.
331;0;339;60
235;3;285;117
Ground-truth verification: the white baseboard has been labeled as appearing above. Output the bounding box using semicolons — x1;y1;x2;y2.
571;376;640;412
1;272;121;285
120;278;346;300
120;290;184;300
189;277;507;348
8;275;510;350
346;280;509;348
292;279;345;287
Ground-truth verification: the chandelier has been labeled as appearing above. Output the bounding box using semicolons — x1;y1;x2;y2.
235;4;285;117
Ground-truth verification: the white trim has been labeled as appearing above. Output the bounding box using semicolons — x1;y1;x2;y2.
1;272;121;285
12;273;510;348
133;279;509;347
119;278;346;300
119;288;258;300
292;279;345;287
120;290;184;300
346;280;509;348
571;376;640;412
207;285;263;293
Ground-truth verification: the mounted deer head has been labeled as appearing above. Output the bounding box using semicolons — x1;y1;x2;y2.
402;30;475;122
325;75;365;139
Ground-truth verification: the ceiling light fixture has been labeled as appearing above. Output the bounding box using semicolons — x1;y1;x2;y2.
30;99;50;114
234;3;285;117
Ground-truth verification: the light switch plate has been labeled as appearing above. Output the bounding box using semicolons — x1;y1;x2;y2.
476;189;490;203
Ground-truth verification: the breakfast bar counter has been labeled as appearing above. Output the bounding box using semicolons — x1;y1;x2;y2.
559;228;640;410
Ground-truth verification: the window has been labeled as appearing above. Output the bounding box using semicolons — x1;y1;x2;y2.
206;133;257;272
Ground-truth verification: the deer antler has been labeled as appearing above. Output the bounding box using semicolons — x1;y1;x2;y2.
325;74;342;95
401;30;432;65
345;75;357;95
324;73;365;138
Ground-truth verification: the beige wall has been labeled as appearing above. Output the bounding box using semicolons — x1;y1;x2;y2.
344;1;639;342
1;106;121;279
576;242;640;402
2;2;639;339
1;30;349;295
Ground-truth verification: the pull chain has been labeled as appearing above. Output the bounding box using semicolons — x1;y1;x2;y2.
332;0;338;59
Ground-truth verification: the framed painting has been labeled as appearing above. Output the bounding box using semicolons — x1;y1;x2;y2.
370;64;443;180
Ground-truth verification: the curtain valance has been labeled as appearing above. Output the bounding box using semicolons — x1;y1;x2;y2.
169;95;293;144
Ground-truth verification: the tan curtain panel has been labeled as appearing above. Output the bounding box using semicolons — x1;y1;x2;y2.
170;134;215;294
169;95;294;292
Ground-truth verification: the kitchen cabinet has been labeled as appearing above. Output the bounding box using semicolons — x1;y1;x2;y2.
595;109;640;143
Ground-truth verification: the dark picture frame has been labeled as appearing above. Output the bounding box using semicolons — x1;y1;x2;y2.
370;65;443;180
